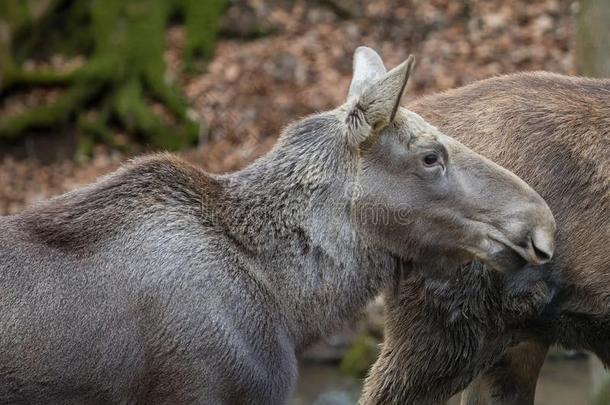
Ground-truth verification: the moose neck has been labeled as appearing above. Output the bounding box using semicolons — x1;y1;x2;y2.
217;115;395;349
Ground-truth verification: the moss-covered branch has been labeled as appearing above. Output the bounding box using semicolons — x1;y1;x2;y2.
0;84;99;140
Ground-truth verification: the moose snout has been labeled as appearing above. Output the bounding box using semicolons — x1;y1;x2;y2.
515;201;556;265
500;224;555;269
497;198;556;268
525;227;555;264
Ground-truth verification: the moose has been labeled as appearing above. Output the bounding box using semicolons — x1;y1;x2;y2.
0;47;556;404
360;69;609;404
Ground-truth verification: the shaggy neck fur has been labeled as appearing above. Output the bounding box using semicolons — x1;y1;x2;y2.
216;113;394;348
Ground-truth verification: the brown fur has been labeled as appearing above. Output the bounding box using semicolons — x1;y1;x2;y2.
361;72;609;404
410;72;609;312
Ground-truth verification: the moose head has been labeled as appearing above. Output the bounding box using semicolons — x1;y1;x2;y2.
343;47;555;271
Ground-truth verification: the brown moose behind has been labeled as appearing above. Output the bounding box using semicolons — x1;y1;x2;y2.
360;71;610;405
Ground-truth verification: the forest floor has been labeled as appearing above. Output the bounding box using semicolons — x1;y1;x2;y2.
0;0;575;214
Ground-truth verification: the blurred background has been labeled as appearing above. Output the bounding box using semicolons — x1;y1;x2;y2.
0;0;608;403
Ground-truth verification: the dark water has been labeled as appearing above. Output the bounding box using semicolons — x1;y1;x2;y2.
291;356;595;405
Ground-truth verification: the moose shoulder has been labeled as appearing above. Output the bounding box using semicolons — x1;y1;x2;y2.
0;48;554;405
360;72;609;405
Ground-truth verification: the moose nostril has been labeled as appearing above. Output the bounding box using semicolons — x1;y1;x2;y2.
531;239;551;261
530;228;554;263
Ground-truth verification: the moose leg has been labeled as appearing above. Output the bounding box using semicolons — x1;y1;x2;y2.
460;340;549;405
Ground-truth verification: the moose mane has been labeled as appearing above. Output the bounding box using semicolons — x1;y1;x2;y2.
19;154;220;252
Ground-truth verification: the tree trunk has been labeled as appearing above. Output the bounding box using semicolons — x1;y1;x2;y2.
576;0;610;77
576;3;610;403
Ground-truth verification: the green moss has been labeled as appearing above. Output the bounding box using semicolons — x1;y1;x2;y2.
592;372;610;405
182;0;228;72
0;83;99;140
339;333;380;378
0;0;225;150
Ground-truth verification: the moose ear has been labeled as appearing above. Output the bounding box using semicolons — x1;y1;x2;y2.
348;47;387;99
346;53;415;142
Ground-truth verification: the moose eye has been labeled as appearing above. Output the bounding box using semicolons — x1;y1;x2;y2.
423;153;439;166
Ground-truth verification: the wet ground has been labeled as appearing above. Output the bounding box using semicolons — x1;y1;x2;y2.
291;356;593;405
